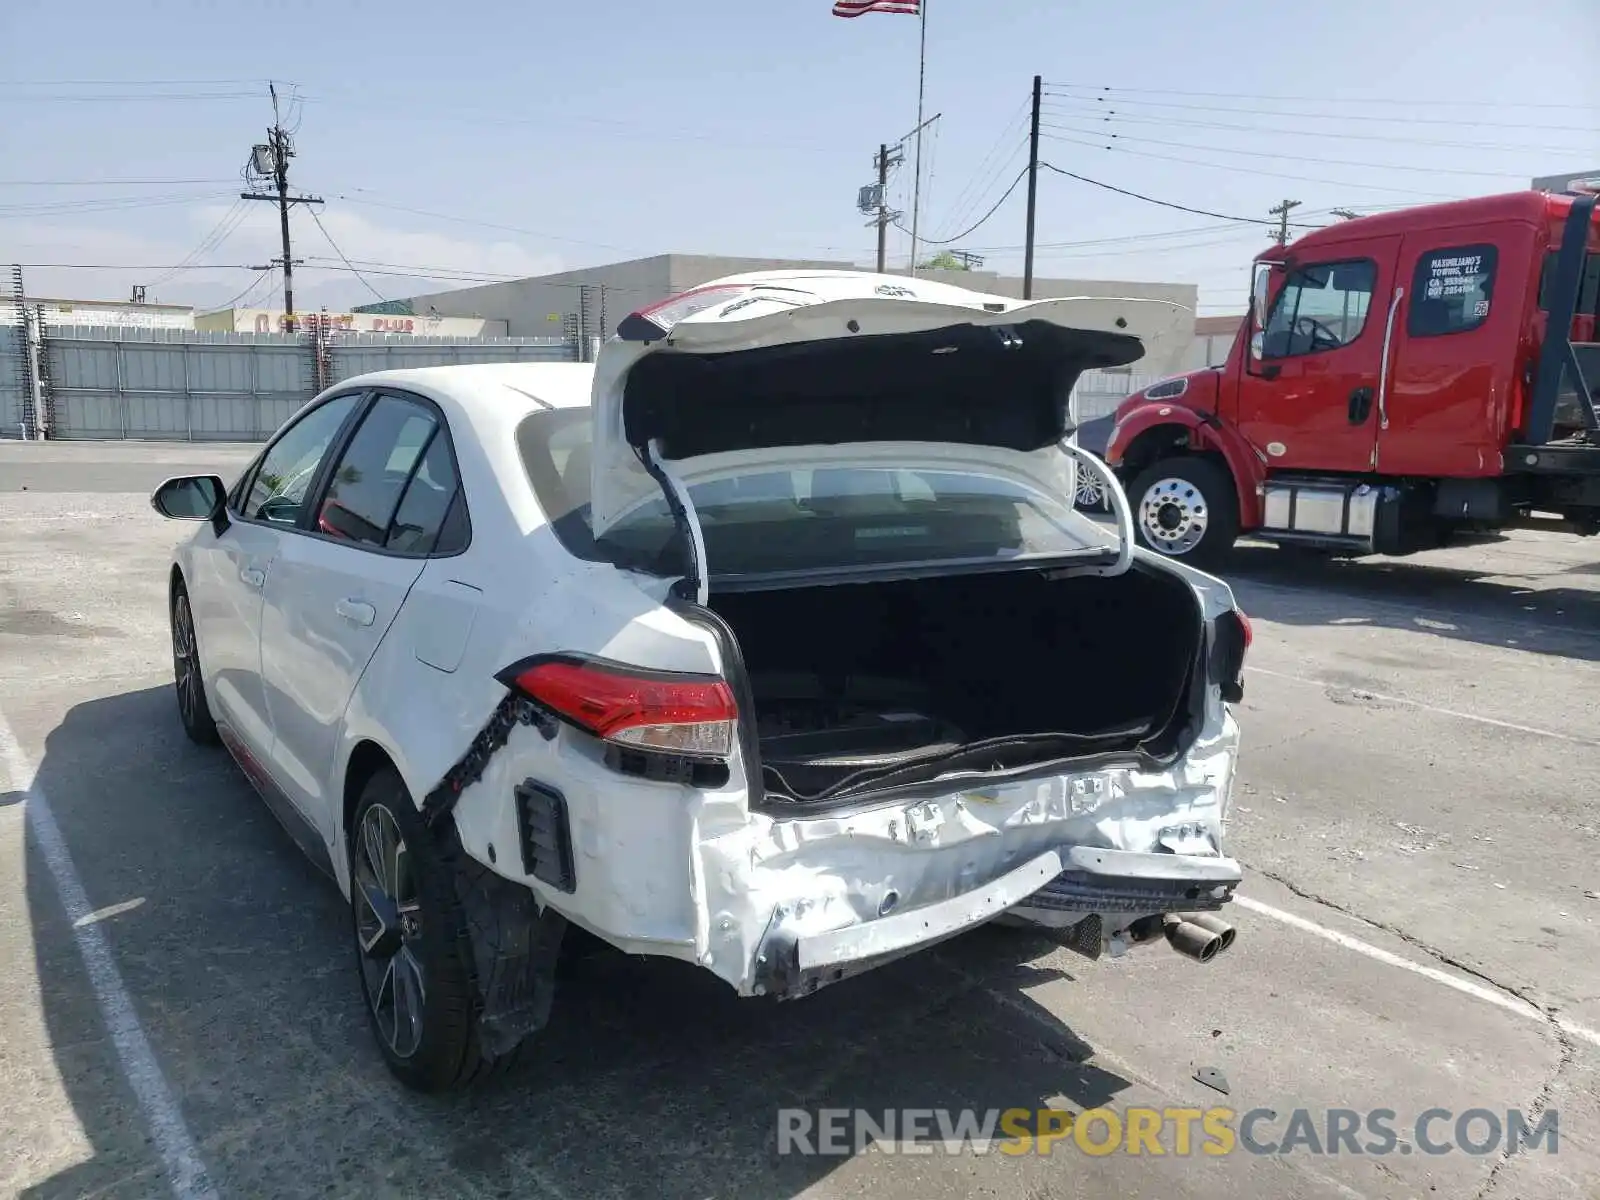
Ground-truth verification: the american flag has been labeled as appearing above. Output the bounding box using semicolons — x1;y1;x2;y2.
832;0;920;16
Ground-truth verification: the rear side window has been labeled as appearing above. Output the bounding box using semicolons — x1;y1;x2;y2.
1408;245;1498;337
317;395;439;548
386;429;468;555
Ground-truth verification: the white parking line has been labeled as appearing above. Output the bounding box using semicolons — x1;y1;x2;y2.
0;707;219;1200
1235;895;1600;1051
1245;665;1600;747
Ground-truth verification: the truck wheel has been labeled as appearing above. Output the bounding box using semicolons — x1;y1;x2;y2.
349;767;528;1092
1126;457;1239;566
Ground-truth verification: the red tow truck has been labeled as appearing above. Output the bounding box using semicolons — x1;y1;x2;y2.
1104;186;1600;565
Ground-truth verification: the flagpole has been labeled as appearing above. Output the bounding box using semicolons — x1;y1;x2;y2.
908;0;926;277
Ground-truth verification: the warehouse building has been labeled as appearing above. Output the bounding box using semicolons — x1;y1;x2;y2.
382;253;1201;375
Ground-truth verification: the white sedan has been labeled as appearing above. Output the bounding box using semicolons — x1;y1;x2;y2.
153;270;1250;1092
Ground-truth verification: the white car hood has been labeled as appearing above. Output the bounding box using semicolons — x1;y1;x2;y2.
589;270;1189;540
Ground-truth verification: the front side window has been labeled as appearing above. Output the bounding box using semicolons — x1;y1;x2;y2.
316;395;439;548
517;408;1107;578
241;393;361;525
1260;259;1377;358
1409;245;1498;337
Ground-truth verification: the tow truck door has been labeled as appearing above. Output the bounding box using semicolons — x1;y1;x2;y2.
1376;228;1522;476
1233;235;1402;473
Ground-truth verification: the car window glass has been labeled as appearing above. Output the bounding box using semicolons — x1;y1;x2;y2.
241;393;360;525
1408;245;1498;337
387;427;466;555
1261;259;1376;358
517;408;1102;577
317;396;438;548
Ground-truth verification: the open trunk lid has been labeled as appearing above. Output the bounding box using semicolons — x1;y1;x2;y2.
588;271;1188;597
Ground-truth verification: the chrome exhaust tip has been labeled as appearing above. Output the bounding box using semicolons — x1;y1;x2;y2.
1163;914;1223;963
1181;912;1237;953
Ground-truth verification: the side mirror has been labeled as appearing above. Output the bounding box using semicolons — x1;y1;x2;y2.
152;475;228;531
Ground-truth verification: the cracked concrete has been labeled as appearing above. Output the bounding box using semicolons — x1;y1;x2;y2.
1;444;1598;1198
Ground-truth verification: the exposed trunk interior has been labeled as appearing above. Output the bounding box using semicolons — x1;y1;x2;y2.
708;563;1205;806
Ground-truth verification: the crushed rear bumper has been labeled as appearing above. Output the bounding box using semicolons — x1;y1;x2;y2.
748;844;1240;999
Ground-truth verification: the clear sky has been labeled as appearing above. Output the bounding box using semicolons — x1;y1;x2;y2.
4;0;1597;318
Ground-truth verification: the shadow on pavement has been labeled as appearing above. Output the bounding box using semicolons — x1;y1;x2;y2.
22;685;1132;1200
1218;542;1600;663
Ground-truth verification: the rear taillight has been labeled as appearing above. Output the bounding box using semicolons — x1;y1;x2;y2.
504;657;738;759
1210;609;1250;704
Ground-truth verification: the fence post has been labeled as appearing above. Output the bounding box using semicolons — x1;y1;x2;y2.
182;339;192;442
116;336;127;439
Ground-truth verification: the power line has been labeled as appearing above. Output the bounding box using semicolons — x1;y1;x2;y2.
146;201;254;288
893;166;1029;246
329;190;633;253
0;178;242;187
1040;90;1599;135
1036;162;1312;228
1040;132;1465;200
306;208;389;303
0;190;233;215
1040;105;1590;157
928;100;1030;242
1041;122;1532;180
1041;82;1600;112
214;269;276;310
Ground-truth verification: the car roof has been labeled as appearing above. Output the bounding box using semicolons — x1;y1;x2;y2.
356;361;595;406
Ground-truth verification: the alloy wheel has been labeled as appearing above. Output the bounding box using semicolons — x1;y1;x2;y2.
172;595;201;727
353;804;427;1060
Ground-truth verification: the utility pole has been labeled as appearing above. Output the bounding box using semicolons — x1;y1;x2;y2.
1330;208;1360;221
242;83;322;331
875;143;890;273
1023;74;1042;299
1269;198;1301;246
857;142;902;273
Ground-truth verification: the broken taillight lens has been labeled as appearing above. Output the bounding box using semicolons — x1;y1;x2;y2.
506;657;738;759
1210;609;1250;704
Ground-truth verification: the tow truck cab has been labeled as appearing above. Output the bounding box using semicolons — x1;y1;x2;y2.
1104;188;1600;564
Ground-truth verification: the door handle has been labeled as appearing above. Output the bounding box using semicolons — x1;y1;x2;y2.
1348;386;1374;424
335;598;376;627
239;567;265;589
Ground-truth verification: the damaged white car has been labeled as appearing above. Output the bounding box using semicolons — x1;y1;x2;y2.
152;271;1249;1092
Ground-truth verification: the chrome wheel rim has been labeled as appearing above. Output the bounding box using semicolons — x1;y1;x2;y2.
353;805;425;1059
1138;477;1209;555
1074;471;1108;509
172;596;201;726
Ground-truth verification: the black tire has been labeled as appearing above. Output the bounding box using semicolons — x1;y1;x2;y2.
170;579;220;746
1125;456;1240;568
348;767;526;1092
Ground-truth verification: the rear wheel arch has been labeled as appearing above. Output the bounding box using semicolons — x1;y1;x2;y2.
344;739;401;839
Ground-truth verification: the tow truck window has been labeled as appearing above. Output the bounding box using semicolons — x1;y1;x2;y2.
1408;245;1498;337
1260;259;1376;358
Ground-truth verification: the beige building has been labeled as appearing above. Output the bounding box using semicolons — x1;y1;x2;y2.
396;253;1202;375
1181;315;1244;372
3;297;194;330
196;307;509;337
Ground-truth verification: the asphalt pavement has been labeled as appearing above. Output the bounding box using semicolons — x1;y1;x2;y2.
2;438;1598;1200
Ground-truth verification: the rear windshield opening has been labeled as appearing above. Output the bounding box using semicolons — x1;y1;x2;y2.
514;408;1111;579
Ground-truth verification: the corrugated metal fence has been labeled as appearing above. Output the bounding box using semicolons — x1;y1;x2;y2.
1;320;1166;443
0;324;576;441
